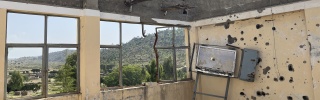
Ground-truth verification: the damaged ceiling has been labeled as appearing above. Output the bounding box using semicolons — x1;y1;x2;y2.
4;0;304;22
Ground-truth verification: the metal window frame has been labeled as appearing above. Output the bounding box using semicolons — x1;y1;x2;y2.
155;27;191;82
99;21;191;88
4;12;80;100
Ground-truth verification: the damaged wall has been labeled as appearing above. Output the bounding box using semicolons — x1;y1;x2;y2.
3;0;303;22
100;81;194;100
192;9;317;100
305;7;320;100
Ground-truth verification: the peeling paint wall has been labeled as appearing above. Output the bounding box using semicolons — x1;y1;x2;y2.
193;10;316;100
100;81;194;100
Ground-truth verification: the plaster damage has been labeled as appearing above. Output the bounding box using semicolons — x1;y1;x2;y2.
193;10;315;100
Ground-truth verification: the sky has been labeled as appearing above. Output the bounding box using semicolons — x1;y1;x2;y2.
7;12;164;59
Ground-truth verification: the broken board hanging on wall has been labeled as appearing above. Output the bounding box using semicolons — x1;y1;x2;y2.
239;49;259;82
195;45;237;77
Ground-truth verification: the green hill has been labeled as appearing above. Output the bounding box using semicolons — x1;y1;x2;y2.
8;29;187;71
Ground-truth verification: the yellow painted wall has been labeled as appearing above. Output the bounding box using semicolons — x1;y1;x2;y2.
79;16;101;100
0;8;7;100
193;10;315;100
305;7;320;100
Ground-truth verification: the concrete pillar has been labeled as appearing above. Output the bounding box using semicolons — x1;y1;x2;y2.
79;15;101;100
0;8;6;100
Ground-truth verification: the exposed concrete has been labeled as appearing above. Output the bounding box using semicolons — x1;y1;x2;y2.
100;81;194;100
83;0;99;10
192;10;315;100
0;8;6;100
3;0;83;9
98;0;192;23
3;0;304;22
190;0;304;21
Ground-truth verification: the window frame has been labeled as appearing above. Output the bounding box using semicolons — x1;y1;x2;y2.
4;12;80;99
100;20;191;89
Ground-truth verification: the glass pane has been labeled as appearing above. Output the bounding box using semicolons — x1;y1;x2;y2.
7;48;42;99
100;21;120;45
7;13;44;43
156;27;173;47
47;16;78;44
175;27;187;46
100;48;120;88
176;49;188;80
48;48;77;94
158;49;174;81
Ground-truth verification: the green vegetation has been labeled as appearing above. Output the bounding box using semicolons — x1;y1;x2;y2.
8;28;188;92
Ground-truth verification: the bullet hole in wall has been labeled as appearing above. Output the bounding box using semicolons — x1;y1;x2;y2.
294;23;297;25
240;38;244;41
316;24;320;27
287;96;293;100
302;96;309;100
241;31;244;35
253;37;257;41
263;66;271;75
265;42;270;46
266;86;269;89
279;76;285;81
257;91;267;96
272;27;276;31
257;58;262;64
300;44;305;48
259;34;262;37
240;92;245;96
251;96;257;100
244;43;246;45
206;38;208;40
267;76;270;78
289;77;294;83
199;27;202;29
227;35;237;44
256;24;263;29
274;78;278;82
303;61;307;63
291;28;293;30
288;64;294;72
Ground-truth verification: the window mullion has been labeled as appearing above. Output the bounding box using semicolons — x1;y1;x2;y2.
119;22;123;87
172;27;177;82
43;15;48;98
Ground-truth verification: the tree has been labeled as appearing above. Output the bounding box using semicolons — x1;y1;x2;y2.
103;65;146;87
146;60;157;82
55;64;76;93
7;71;24;91
54;52;77;93
161;57;174;80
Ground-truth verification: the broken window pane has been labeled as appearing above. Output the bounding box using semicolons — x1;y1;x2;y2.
100;21;120;45
7;13;45;43
7;48;42;99
176;49;188;80
175;27;187;47
47;16;78;44
48;48;77;94
156;27;173;47
158;49;174;81
100;48;120;88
